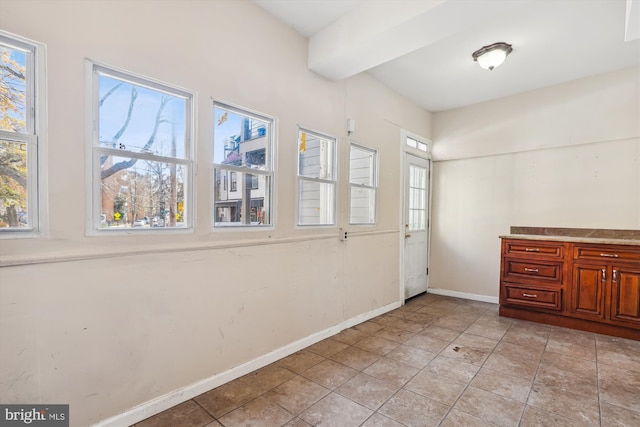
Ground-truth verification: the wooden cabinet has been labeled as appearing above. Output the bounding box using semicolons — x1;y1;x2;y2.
572;244;640;329
500;238;640;340
611;265;640;325
499;239;567;313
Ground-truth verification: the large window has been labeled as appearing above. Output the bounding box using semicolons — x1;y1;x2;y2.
213;102;273;227
89;62;193;231
349;143;377;224
297;129;336;226
0;33;44;235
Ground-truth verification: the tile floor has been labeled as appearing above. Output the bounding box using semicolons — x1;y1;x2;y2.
133;293;640;427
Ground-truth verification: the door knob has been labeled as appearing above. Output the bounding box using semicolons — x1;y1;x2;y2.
405;233;411;238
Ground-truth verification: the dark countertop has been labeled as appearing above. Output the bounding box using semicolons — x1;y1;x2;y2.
500;227;640;246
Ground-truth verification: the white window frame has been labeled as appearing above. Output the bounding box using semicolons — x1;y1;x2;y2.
0;31;47;238
212;101;275;228
86;61;195;235
349;142;378;225
404;130;432;157
296;128;337;227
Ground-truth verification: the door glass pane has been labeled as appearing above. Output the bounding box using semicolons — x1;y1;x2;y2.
408;164;427;231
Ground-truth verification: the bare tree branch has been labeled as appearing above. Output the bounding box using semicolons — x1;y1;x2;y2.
99;82;123;107
142;96;171;152
0;165;27;188
101;158;137;179
0;64;25;80
113;87;137;142
100;86;137;166
100;95;172;179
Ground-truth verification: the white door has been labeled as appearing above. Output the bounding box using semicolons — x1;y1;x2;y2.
403;154;430;299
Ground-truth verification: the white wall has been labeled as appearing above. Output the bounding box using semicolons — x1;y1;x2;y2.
0;1;430;426
430;66;640;299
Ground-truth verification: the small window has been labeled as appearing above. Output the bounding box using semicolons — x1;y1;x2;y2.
406;136;429;153
349;143;377;224
0;33;44;235
230;172;237;192
297;129;336;226
213;102;274;227
89;62;193;231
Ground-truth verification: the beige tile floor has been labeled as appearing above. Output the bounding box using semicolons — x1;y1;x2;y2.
133;294;640;427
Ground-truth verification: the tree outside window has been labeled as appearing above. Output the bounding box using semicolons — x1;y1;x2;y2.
91;63;193;231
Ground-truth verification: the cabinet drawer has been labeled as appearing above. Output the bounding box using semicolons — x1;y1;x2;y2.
503;259;563;284
504;240;564;258
502;284;562;311
574;245;640;263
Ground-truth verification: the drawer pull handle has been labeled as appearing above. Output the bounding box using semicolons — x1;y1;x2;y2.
602;269;606;282
525;248;540;252
522;293;538;298
524;268;539;273
600;253;618;258
612;269;618;283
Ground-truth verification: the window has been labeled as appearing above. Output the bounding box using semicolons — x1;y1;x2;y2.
213;102;273;227
230;172;237;192
349;143;377;224
406;136;429;152
89;62;193;231
408;164;427;231
297;129;336;226
0;33;44;235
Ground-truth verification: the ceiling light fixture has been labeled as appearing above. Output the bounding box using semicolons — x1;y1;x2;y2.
472;42;513;71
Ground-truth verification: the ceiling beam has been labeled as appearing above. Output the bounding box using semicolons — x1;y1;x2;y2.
308;0;531;81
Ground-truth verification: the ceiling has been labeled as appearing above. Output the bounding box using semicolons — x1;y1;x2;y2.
253;0;640;112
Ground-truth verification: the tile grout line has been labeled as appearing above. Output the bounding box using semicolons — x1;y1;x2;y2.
433;309;516;427
595;334;603;427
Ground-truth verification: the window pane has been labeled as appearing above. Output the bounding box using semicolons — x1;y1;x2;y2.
0;139;28;228
299;180;335;225
214;106;269;170
350;145;375;186
100;156;186;228
0;44;28;133
298;132;335;180
350;186;375;224
406;137;417;148
97;74;187;159
214;168;270;226
408;164;427;231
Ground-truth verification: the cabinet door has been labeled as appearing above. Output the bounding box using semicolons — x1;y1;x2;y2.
571;263;606;320
610;265;640;328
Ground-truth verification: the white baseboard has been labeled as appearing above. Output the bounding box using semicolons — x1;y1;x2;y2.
92;300;401;427
427;287;499;304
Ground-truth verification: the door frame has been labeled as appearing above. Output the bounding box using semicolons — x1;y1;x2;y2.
399;129;433;303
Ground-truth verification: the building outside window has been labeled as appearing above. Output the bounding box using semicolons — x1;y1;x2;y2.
213;102;273;227
0;32;45;235
89;62;194;231
349;143;377;224
297;128;336;226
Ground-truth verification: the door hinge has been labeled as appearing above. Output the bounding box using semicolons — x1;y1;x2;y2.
426;268;429;275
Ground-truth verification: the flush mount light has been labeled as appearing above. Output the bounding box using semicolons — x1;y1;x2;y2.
472;42;513;70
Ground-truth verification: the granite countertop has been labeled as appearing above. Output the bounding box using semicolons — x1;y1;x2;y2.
500;227;640;246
